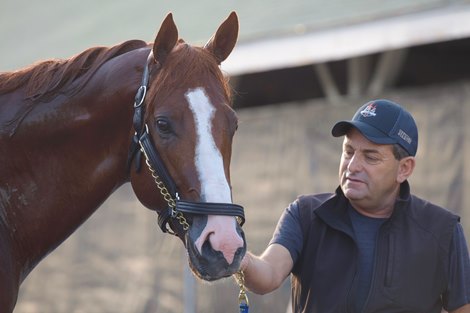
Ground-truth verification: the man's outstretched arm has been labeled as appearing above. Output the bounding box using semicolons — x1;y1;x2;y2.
240;243;293;295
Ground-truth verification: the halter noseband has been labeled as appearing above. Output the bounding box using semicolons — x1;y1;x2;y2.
128;51;245;236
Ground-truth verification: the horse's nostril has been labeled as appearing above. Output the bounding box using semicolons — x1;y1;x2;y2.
201;238;211;253
192;215;245;266
203;232;215;250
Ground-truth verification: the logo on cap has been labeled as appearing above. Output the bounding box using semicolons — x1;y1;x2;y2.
360;103;377;117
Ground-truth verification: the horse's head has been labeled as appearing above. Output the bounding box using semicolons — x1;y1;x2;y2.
129;12;245;281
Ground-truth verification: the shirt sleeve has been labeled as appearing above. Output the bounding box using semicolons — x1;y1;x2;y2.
268;200;304;264
443;223;470;311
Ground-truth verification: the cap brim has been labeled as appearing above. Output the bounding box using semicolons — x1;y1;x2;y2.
331;121;397;145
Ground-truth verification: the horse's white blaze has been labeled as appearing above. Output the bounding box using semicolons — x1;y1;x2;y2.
185;87;243;265
185;88;231;203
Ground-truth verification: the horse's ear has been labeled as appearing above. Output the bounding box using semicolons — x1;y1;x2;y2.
204;11;239;64
152;13;178;65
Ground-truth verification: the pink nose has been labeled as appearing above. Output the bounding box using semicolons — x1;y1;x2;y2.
194;215;244;264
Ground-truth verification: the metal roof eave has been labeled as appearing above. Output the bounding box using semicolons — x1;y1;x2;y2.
222;4;470;76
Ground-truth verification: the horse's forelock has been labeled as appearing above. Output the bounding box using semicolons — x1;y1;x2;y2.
147;44;232;106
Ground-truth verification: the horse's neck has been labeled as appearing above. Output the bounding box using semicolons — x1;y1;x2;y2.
1;49;147;282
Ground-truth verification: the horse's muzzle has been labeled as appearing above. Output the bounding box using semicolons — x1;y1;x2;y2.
185;216;246;281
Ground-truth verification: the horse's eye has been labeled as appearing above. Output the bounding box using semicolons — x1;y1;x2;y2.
156;118;172;134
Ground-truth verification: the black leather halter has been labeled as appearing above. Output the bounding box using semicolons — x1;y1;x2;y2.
128;51;245;235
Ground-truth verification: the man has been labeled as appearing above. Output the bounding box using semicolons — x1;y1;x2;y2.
240;99;470;312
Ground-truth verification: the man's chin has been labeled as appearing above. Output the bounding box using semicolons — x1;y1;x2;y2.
342;186;366;201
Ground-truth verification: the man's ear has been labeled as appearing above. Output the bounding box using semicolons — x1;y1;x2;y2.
397;156;415;183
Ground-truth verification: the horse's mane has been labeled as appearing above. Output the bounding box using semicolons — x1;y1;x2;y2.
0;39;148;102
0;40;148;136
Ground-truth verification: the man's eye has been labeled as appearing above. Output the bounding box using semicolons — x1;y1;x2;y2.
365;155;380;164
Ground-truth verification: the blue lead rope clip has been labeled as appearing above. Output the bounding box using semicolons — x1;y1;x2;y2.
239;290;249;313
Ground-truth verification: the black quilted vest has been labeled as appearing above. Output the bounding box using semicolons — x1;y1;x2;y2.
291;182;459;313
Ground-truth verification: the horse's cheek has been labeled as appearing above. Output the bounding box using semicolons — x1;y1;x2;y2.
129;166;165;211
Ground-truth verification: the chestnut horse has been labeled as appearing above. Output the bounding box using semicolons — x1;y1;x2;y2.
0;12;246;312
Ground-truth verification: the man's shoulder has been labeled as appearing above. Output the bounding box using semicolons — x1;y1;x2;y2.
407;194;460;222
291;193;337;235
401;194;460;244
296;192;336;210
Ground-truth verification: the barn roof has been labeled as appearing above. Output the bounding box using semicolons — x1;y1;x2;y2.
224;1;470;75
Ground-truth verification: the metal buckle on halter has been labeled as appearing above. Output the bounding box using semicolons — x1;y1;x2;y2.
143;124;150;136
134;85;147;108
170;193;180;218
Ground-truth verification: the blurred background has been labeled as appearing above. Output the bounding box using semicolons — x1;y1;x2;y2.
2;0;470;312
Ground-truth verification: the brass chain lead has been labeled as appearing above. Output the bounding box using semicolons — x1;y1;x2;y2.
235;270;249;313
142;149;189;230
141;141;246;311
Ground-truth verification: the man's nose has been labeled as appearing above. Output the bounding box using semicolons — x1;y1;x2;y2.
347;153;362;172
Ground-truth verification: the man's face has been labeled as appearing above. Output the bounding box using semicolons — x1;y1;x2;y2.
339;128;402;216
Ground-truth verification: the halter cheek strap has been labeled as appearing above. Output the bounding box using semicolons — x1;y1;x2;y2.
127;51;153;174
128;50;245;235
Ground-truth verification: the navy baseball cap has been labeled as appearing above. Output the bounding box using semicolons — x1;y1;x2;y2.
331;99;418;156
